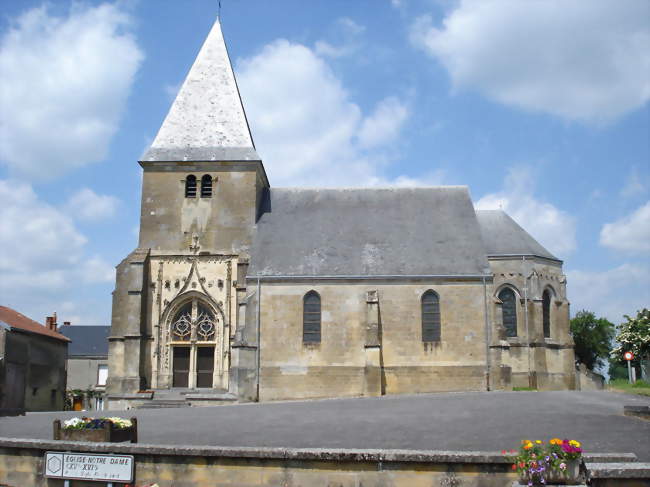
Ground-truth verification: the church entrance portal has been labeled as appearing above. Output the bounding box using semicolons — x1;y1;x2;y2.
163;294;225;390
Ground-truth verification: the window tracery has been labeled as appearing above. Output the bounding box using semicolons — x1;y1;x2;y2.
169;298;218;342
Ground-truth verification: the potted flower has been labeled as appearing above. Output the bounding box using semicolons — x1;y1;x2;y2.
507;438;583;485
53;416;138;443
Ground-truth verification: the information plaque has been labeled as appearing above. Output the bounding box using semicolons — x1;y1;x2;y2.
44;452;134;483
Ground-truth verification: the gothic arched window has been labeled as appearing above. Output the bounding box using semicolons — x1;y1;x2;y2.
543;289;552;338
421;290;441;342
170;298;218;342
171;302;192;341
303;291;321;343
201;175;212;198
185;175;197;198
499;288;517;337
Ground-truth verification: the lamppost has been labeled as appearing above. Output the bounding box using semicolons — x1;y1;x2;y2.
624;351;635;384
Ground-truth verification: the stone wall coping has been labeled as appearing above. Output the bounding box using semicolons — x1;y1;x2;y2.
0;437;511;464
582;453;638;463
585;462;650;479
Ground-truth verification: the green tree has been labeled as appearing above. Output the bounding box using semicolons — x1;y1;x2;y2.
570;310;615;370
612;308;650;367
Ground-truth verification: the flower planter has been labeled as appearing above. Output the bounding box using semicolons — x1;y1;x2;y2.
518;459;582;485
53;417;138;443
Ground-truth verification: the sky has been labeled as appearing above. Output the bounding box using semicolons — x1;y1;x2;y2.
0;0;648;327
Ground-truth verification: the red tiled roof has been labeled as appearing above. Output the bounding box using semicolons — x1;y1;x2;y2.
0;306;70;342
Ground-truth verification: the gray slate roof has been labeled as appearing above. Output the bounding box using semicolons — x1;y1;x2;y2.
248;187;491;277
476;210;559;261
141;20;259;162
58;326;110;357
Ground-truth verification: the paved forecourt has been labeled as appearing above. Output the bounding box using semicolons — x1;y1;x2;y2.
1;390;648;462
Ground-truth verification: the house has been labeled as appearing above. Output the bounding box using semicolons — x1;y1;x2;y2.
58;324;110;411
0;307;68;413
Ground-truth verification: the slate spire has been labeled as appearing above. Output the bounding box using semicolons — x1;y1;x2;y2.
141;19;259;162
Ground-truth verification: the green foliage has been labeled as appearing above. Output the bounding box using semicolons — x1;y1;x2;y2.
570;310;615;370
513;387;537;391
608;360;628;381
612;308;650;363
608;378;650;397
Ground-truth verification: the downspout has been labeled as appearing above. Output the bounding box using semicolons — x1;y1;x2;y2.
523;256;532;387
256;277;261;401
483;276;491;391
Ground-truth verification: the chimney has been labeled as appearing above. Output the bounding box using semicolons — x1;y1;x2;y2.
45;313;58;332
63;321;71;326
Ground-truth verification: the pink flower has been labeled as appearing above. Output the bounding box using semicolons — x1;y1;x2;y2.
559;463;566;470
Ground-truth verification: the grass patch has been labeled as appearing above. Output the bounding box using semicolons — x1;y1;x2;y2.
608;379;650;397
513;387;537;391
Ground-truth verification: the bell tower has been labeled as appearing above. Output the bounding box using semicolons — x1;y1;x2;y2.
107;19;268;406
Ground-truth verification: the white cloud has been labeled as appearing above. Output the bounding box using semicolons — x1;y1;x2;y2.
567;264;650;323
475;166;576;257
0;3;143;180
621;167;648;198
600;201;650;253
410;0;650;123
314;17;366;59
358;97;410;149
65;188;120;221
0;179;113;323
237;40;412;186
81;256;115;283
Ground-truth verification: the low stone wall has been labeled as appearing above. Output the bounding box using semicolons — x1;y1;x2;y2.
0;438;644;487
575;364;605;391
0;438;518;487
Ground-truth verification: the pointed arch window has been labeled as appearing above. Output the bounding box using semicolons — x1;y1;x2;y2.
499;288;517;337
303;291;321;343
542;289;551;338
185;175;197;198
170;298;218;342
421;290;441;342
201;175;212;198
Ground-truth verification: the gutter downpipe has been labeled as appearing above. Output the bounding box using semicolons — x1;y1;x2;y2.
256;277;261;402
483;276;491;391
523;256;533;388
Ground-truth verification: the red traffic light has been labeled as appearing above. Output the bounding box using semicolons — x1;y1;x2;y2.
624;351;634;361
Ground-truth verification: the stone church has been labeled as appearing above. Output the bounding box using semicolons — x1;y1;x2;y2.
106;20;576;409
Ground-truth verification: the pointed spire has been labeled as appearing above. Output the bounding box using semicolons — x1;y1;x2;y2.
141;19;259;162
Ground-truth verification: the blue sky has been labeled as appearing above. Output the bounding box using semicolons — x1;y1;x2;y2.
1;0;648;326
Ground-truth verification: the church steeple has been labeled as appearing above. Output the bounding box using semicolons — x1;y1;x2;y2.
141;19;259;163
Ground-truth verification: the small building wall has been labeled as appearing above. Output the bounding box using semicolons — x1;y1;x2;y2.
1;331;66;411
67;358;107;391
258;280;490;401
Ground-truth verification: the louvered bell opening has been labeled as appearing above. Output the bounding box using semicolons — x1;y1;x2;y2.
201;175;212;198
185;175;197;198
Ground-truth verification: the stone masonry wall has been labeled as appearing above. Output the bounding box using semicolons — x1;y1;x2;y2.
258;280;490;401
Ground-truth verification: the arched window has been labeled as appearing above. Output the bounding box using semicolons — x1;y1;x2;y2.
542;289;551;338
201;175;212;198
498;288;517;337
171;302;192;341
303;291;321;343
421;290;441;342
185;175;197;198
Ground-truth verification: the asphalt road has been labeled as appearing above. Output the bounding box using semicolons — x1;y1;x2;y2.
1;391;648;461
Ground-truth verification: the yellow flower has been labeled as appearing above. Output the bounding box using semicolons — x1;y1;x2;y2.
550;438;562;445
535;440;542;444
569;440;581;448
523;444;532;450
